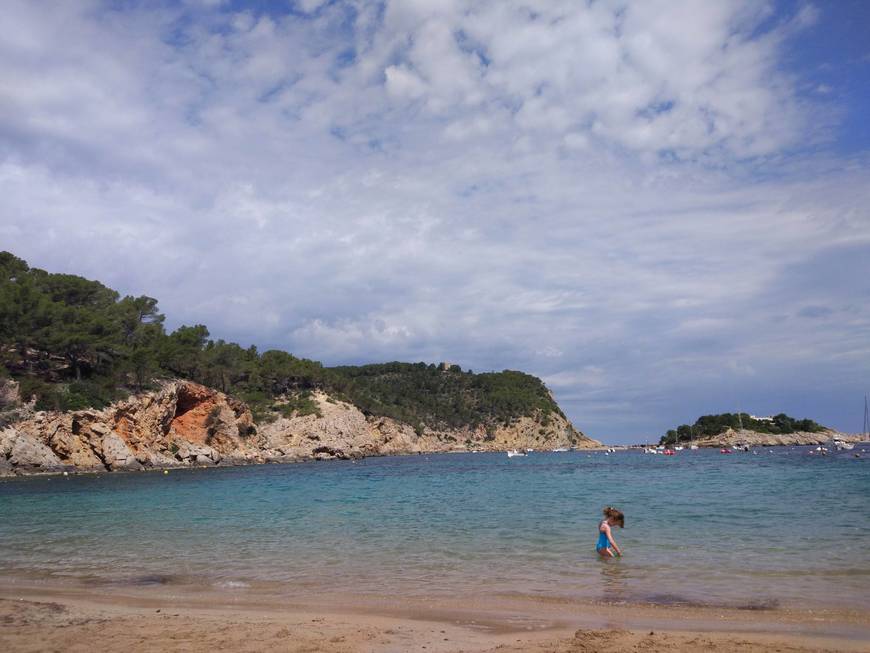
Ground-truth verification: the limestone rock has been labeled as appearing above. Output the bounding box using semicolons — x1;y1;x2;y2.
1;380;596;475
101;433;143;471
0;379;34;431
260;391;600;457
2;380;258;474
0;377;21;407
9;433;64;471
174;440;221;465
0;427;17;457
693;428;860;448
141;450;183;468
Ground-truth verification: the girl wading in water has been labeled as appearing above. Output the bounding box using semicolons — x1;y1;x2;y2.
596;506;624;558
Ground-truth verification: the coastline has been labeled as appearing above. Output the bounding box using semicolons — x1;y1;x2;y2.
0;380;601;478
4;441;862;480
0;444;613;480
1;578;868;652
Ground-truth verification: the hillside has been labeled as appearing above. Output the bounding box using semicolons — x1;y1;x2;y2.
0;252;597;474
660;412;828;446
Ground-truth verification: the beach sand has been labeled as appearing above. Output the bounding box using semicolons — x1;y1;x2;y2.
1;581;868;652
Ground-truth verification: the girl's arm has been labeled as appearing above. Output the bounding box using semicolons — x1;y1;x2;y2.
605;524;622;556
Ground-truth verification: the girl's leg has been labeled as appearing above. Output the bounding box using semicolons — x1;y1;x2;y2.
597;547;614;558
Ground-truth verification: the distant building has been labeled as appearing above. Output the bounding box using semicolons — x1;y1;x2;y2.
749;415;774;422
439;362;452;371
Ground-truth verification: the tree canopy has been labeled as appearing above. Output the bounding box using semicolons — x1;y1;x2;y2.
660;412;826;445
0;252;562;428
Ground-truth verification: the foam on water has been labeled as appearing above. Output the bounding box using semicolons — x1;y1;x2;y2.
1;447;868;609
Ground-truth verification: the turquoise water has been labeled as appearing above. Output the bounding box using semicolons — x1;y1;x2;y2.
1;448;868;610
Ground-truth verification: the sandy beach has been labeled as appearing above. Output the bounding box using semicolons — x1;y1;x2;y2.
2;579;868;653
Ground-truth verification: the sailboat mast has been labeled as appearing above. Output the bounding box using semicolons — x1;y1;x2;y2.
864;394;869;437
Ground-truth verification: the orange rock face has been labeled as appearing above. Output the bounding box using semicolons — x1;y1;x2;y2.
3;380;262;474
2;380;595;476
169;383;220;445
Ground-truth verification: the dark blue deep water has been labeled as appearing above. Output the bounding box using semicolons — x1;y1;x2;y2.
1;447;868;609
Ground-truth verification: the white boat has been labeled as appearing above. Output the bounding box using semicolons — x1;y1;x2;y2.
525;448;534;453
551;447;569;453
507;449;527;458
831;440;855;451
644;447;658;454
690;445;699;450
674;446;684;451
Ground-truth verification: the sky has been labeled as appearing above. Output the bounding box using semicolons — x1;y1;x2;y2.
1;1;869;443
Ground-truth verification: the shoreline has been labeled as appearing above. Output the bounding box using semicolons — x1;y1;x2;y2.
1;578;868;652
0;446;616;480
3;442;866;480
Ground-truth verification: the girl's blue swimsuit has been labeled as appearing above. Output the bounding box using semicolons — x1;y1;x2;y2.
596;522;609;551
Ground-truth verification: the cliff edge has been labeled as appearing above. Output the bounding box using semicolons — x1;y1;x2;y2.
0;380;599;476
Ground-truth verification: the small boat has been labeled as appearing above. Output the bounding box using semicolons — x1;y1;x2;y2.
507;449;527;458
525;448;534;453
830;439;855;451
663;449;675;456
607;447;616;453
690;445;699;450
720;448;732;454
551;447;569;453
674;446;684;451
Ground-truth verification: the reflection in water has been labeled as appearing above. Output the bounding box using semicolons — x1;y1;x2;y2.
599;558;629;603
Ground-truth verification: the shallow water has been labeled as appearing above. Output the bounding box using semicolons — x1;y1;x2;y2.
1;447;868;610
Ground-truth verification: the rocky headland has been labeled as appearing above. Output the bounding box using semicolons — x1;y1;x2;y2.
691;427;862;448
0;379;599;476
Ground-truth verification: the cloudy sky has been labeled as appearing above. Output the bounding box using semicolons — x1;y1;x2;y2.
2;1;869;441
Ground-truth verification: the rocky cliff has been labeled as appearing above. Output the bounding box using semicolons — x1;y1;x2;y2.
260;390;597;460
0;380;598;476
692;427;862;448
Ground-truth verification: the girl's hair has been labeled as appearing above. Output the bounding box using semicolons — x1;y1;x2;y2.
603;506;625;528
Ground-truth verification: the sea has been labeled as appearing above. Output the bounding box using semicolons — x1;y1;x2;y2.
1;446;868;611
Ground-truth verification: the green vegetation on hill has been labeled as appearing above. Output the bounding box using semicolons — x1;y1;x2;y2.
660;413;826;445
329;363;562;433
0;252;563;430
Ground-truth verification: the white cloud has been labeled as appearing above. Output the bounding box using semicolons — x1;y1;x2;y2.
296;0;328;14
0;0;867;439
384;65;428;99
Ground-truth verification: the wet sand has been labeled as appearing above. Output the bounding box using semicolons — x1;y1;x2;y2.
1;579;868;652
